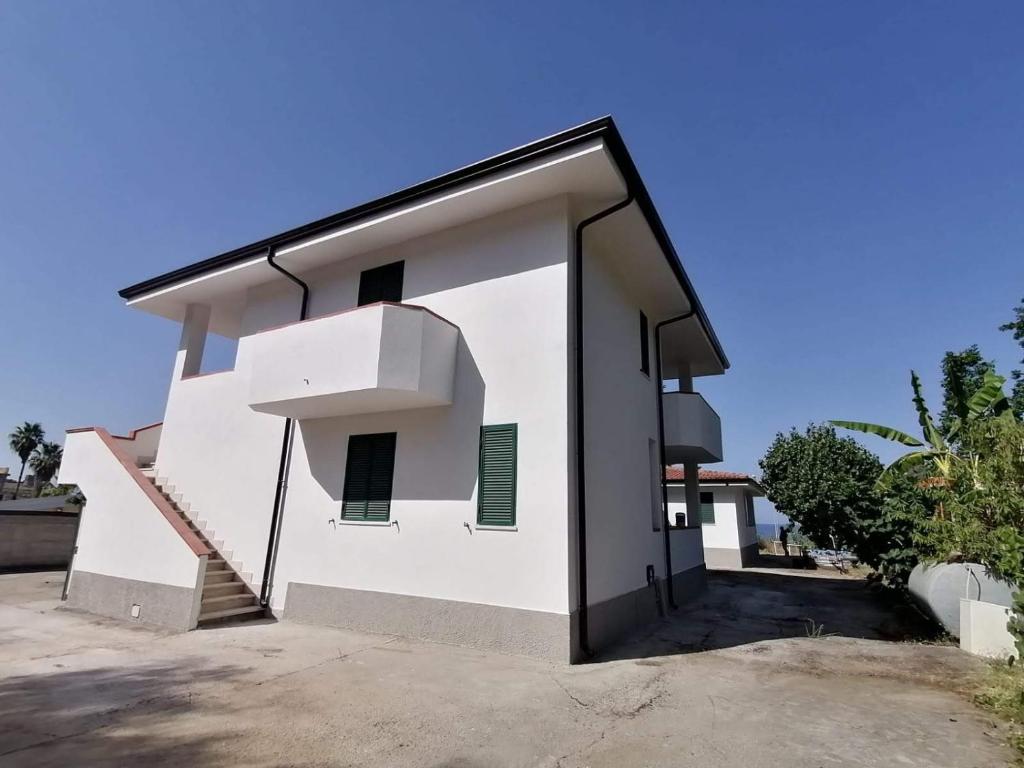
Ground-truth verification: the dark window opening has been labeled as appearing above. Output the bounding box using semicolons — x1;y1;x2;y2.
358;261;404;306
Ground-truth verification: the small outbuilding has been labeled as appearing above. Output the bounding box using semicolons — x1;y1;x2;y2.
666;468;764;569
0;495;80;569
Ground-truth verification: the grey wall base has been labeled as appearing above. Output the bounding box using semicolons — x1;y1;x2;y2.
576;564;708;662
66;570;197;632
704;544;758;570
284;582;572;662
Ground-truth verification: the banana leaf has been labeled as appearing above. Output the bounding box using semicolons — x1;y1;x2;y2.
829;420;924;446
910;370;945;451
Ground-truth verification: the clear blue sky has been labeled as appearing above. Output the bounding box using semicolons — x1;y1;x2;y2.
2;2;1022;523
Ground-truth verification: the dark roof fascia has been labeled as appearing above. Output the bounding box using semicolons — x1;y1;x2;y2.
117;116;728;369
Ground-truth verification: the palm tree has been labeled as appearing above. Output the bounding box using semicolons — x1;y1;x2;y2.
8;422;44;499
29;441;63;497
831;369;1014;484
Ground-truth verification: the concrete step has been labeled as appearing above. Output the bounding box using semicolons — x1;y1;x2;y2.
204;570;236;584
198;604;265;624
201;593;257;612
203;584;248;599
206;560;229;571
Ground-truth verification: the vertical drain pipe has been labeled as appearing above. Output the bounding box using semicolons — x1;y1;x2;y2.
654;310;695;611
260;246;310;608
574;193;634;659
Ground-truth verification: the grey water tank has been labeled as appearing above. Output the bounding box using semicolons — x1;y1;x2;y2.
908;562;1016;637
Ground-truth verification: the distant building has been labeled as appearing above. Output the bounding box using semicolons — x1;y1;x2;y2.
0;494;80;569
665;467;764;569
0;469;40;501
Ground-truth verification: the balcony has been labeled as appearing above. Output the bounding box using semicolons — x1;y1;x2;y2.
662;392;722;463
247;302;459;419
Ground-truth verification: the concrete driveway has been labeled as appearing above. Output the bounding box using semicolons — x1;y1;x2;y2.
0;567;1013;767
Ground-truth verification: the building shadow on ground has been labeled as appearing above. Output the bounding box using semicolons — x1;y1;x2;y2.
595;567;941;663
0;659;249;767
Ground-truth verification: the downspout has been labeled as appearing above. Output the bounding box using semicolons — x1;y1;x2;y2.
259;246;310;608
574;193;634;658
654;310;695;611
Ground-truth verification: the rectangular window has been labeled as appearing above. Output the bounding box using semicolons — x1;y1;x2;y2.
639;310;650;375
700;491;715;525
648;439;661;531
477;424;517;527
341;432;396;522
358;260;404;306
745;494;756;527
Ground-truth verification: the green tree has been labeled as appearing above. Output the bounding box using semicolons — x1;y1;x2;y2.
760;426;877;543
28;441;63;497
916;419;1024;578
938;346;994;436
1000;297;1024;419
7;422;44;500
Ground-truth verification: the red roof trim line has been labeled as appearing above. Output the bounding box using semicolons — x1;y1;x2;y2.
111;422;163;441
664;467;759;483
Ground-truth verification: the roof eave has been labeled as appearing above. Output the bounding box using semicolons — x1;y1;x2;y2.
118;116;728;369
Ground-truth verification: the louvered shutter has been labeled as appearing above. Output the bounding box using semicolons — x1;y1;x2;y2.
341;433;396;521
477;424;517;526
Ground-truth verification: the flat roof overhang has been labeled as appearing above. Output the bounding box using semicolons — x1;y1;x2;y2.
120;117;729;373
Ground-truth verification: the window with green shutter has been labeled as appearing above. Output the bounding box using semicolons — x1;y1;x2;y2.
477;424;517;527
699;491;715;525
341;432;396;522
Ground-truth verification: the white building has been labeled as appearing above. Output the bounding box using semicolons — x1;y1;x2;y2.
59;118;729;662
666;468;764;569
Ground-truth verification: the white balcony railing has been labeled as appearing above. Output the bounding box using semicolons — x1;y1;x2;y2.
662;391;722;463
247;302;459;419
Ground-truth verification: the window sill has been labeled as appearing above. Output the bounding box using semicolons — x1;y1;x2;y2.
475;525;518;532
339;520;393;527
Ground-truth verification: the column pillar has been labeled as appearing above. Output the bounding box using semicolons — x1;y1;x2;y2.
173;303;211;380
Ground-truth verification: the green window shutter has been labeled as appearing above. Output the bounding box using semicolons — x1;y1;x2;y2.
342;432;396;522
477;424;517;527
699;491;715;525
745;495;756;527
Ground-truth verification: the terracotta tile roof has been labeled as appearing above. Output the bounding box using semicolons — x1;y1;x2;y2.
664;466;758;483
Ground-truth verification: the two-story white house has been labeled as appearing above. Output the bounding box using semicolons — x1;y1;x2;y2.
59;117;729;662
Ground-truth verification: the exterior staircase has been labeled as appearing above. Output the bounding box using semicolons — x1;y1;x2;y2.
141;470;264;626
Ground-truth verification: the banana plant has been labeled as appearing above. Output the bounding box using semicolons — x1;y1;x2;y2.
830;369;1013;484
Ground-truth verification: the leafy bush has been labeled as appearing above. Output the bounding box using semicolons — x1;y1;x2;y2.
915;419;1024;580
758;424;923;587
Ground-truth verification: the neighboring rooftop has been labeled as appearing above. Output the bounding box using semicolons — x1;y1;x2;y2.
0;495;79;514
665;467;764;492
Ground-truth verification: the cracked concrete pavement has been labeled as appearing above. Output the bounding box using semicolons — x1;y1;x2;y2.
0;567;1014;767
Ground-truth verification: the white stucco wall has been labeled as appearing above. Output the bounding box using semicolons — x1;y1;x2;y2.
156;198;572;615
580;241;677;604
668;485;757;552
60;430;202;589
